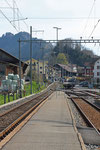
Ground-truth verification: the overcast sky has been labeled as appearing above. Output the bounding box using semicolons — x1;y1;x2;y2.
0;0;100;55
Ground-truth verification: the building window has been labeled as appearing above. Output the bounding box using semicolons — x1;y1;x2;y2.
40;71;42;74
97;78;100;83
40;67;42;69
86;70;90;73
97;66;100;69
97;72;100;76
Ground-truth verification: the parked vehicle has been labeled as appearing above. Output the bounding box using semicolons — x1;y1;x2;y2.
63;77;76;89
79;81;89;87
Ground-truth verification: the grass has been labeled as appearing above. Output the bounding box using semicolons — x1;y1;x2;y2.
0;93;17;105
24;81;46;96
0;81;46;106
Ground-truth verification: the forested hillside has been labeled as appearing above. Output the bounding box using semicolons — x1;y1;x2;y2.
49;39;99;66
0;33;99;66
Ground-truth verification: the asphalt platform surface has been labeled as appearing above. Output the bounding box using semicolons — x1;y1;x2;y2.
1;91;83;150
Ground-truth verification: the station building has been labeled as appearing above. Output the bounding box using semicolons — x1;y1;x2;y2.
0;48;28;84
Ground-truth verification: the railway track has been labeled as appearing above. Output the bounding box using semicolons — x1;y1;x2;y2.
84;90;100;98
0;87;55;141
71;97;100;133
66;90;100;134
66;88;100;107
72;88;100;98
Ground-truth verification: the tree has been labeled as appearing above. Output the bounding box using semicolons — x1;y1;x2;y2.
56;53;68;65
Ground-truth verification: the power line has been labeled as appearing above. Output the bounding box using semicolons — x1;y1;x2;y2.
4;0;13;9
88;19;100;38
3;0;29;31
81;0;96;37
0;9;19;32
27;17;99;20
13;1;29;30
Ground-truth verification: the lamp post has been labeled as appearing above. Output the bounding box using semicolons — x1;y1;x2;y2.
53;27;61;41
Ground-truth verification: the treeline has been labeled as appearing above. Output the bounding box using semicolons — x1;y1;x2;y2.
49;39;99;66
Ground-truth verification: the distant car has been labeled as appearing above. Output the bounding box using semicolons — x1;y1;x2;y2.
63;77;76;89
79;81;89;87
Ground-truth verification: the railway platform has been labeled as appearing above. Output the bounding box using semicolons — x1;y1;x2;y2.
1;91;85;150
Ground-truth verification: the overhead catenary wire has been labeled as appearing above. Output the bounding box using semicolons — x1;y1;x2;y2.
81;0;96;37
4;0;13;9
13;0;29;30
88;19;100;38
3;0;29;31
12;0;29;29
0;9;19;32
27;17;99;20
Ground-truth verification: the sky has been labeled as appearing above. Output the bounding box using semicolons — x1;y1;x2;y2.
0;0;100;55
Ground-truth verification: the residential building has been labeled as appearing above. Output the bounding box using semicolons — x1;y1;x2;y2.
93;58;100;85
83;62;94;78
47;65;59;81
26;58;48;80
77;66;84;77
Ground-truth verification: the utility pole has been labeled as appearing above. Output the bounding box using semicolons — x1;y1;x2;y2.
53;27;61;80
19;38;22;98
53;27;61;41
32;30;44;84
38;58;40;90
30;28;44;93
42;47;45;84
30;26;32;94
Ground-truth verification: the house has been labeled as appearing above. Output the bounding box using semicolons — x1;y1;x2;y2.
77;66;84;77
25;58;48;80
0;48;28;83
83;62;94;78
77;59;100;85
93;58;100;85
47;65;60;81
54;64;77;78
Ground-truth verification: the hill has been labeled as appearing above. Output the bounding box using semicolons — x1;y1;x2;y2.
0;33;99;66
50;39;99;66
0;32;53;61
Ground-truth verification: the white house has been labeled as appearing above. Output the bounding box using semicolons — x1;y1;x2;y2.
93;58;100;85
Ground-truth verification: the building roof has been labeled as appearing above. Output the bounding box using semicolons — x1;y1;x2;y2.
94;58;100;64
54;64;77;73
84;57;100;67
0;48;28;74
26;58;48;65
0;60;19;67
0;48;27;65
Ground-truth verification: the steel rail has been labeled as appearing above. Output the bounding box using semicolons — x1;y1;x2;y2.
0;90;50;117
84;90;100;98
80;97;100;111
71;97;100;135
0;89;53;141
68;89;100;109
66;88;100;106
